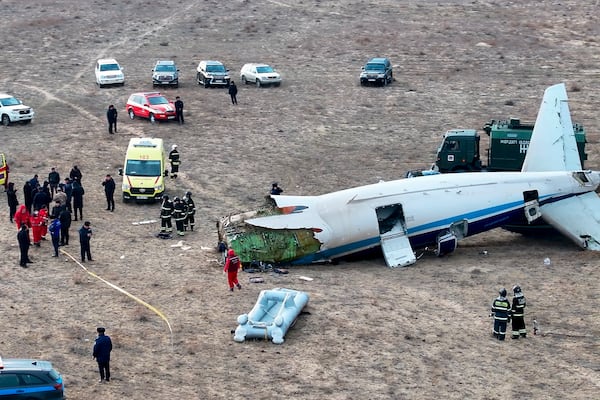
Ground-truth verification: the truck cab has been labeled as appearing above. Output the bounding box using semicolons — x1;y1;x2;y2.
435;129;482;173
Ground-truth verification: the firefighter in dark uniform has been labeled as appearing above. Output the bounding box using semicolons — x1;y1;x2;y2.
160;195;174;233
511;285;527;339
173;197;186;236
491;288;511;340
183;191;196;231
168;145;180;179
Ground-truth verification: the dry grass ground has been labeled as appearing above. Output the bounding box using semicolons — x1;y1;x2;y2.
1;0;599;399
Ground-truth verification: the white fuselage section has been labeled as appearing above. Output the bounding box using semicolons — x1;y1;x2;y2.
255;170;600;262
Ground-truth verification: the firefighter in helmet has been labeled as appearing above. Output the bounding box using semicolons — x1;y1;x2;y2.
491;288;511;340
160;195;174;233
511;285;527;339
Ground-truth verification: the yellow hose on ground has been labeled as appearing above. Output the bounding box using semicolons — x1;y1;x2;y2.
60;248;174;349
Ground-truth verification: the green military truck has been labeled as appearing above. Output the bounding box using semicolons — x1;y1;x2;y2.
434;118;587;173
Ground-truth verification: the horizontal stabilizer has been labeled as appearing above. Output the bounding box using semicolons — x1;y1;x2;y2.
541;192;600;250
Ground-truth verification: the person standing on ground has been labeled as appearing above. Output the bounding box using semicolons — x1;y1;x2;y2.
102;174;115;211
14;204;31;231
174;96;184;125
59;206;71;246
30;210;44;247
79;221;93;262
63;177;73;213
107;104;118;134
168;145;180;179
172;197;186;236
93;327;112;383
6;182;19;223
491;288;511;341
70;165;83;183
159;195;174;234
17;223;32;268
183;191;196;231
48;216;61;257
48;167;60;197
223;248;242;291
23;180;34;214
228;81;238;105
511;285;527;339
72;180;85;221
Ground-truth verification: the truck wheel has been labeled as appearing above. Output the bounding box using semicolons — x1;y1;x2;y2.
2;114;10;126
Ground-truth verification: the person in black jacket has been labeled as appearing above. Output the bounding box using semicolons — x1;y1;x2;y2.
174;96;184;124
17;223;32;267
32;186;50;212
69;165;83;183
107;104;118;134
93;327;113;383
101;174;115;211
59;207;71;246
72;180;85;221
23;180;34;214
228;81;238;104
6;182;19;223
79;221;93;262
48;167;60;197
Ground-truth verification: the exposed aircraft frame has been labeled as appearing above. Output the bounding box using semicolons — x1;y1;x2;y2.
217;83;600;267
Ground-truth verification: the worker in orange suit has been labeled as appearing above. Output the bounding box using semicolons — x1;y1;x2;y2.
223;249;242;292
30;210;44;247
14;204;31;231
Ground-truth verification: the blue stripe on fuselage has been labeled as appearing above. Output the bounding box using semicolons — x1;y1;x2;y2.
292;192;573;264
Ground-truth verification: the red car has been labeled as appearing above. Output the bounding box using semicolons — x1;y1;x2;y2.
126;92;176;123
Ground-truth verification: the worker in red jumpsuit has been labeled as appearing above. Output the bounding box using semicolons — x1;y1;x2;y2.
14;204;31;231
30;210;44;247
223;249;242;292
38;205;49;239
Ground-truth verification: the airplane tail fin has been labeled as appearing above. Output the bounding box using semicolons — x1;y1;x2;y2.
521;83;581;172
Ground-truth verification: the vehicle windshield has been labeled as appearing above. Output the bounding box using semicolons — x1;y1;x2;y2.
0;97;20;106
148;96;169;106
100;63;120;71
125;160;162;177
256;66;274;73
155;64;176;72
365;63;385;72
207;64;226;73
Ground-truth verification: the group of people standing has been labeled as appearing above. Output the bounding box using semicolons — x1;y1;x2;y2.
7;166;97;266
159;191;196;237
491;285;528;340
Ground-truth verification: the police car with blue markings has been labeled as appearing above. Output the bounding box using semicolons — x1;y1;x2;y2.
0;356;65;399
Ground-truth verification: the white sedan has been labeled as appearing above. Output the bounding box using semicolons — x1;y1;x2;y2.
240;63;282;87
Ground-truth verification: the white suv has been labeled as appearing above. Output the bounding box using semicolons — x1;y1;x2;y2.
240;63;282;87
0;93;35;126
95;58;125;87
196;60;230;88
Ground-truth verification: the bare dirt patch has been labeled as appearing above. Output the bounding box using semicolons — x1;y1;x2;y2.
1;1;599;399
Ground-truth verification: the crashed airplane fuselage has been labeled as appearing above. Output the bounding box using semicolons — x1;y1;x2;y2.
217;83;600;267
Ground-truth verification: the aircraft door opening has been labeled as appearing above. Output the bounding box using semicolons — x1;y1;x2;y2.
376;204;416;268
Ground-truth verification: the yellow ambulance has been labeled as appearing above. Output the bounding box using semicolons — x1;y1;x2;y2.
120;138;167;202
0;153;8;189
